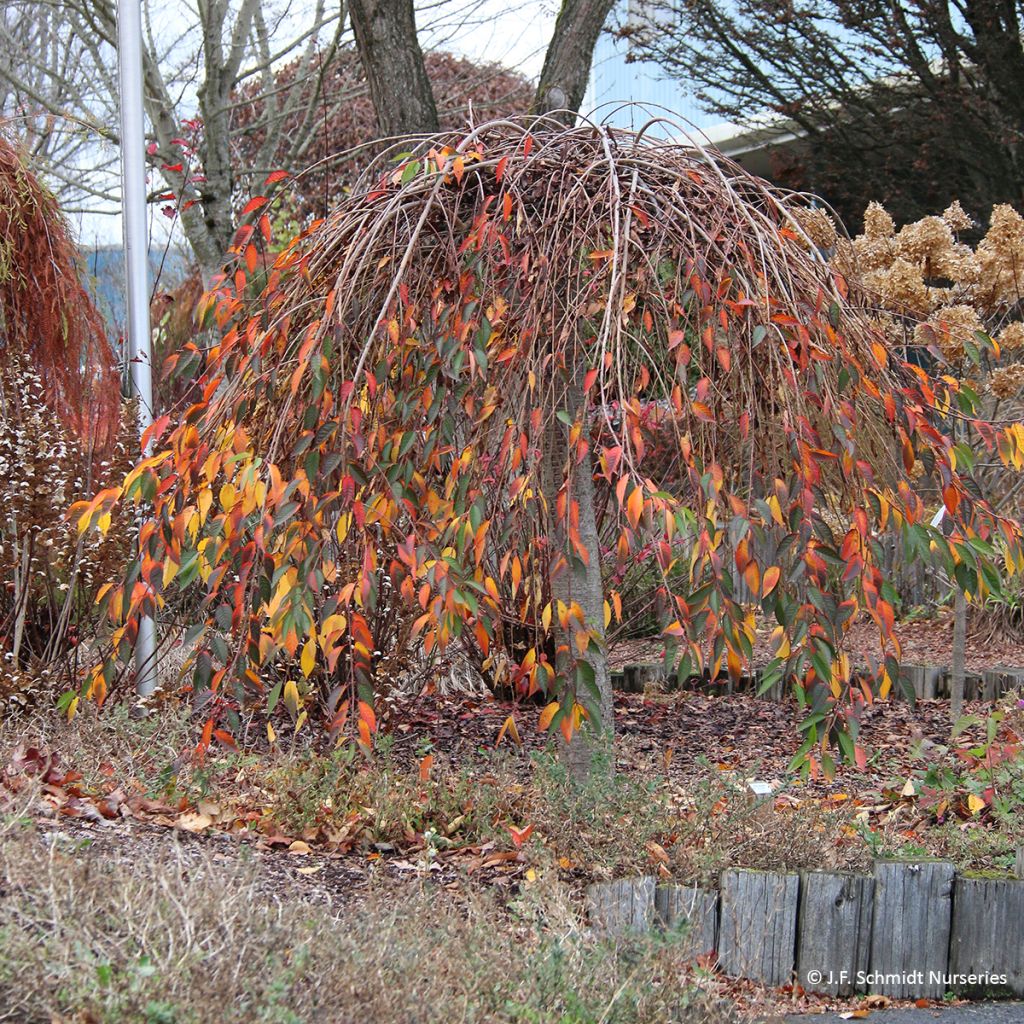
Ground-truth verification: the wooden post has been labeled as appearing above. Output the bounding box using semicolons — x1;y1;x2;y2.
797;871;874;996
622;663;663;694
951;590;966;719
868;860;954;999
949;876;1024;997
981;669;1005;703
719;868;799;986
922;664;944;699
655;884;719;958
898;663;924;701
585;876;656;936
609;669;625;691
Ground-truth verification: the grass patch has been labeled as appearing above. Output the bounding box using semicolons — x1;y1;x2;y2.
0;816;732;1024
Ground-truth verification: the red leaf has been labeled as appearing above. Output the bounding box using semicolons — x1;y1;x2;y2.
241;195;268;216
264;170;290;185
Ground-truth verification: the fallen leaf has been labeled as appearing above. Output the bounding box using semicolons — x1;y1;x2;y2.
175;812;213;833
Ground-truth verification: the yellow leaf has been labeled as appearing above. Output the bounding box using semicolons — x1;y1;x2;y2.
219;482;236;512
198;487;213;523
267;721;277;744
283;679;301;717
300;639;316;677
96;512;112;536
967;793;985;815
65;695;79;722
336;512;351;545
321;613;347;639
162;559;180;588
538;701;559;731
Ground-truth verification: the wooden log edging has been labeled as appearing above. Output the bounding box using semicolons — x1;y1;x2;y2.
584;861;1024;1000
612;659;1024;704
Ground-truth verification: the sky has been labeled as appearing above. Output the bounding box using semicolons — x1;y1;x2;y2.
73;0;563;249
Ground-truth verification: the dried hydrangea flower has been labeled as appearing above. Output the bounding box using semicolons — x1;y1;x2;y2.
990;364;1024;399
998;322;1024;351
942;201;974;233
863;201;895;239
791;206;838;249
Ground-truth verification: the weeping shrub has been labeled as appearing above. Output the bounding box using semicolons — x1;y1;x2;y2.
78;117;1022;774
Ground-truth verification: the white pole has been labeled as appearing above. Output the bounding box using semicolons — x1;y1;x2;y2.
117;0;158;697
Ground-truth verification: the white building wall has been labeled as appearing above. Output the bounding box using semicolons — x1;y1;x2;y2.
583;0;716;133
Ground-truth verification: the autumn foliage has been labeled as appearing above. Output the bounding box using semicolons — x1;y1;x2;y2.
77;118;1024;773
0;135;120;445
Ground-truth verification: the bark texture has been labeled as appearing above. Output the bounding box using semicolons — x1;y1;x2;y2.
348;0;439;137
534;0;615;120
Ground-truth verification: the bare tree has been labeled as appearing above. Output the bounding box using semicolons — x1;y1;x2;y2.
627;0;1024;225
1;0;348;277
348;0;438;134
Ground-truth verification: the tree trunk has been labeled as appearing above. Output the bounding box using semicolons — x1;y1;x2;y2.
348;0;439;137
534;0;616;780
542;381;613;782
951;588;966;724
534;0;615;120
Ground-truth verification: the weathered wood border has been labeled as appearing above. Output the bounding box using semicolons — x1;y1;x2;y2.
585;861;1024;1000
613;660;1024;704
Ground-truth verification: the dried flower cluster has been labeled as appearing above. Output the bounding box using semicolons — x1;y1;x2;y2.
0;362;135;712
990;365;1024;400
837;201;1024;371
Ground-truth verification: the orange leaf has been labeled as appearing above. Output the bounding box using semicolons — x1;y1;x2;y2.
761;565;781;596
743;561;761;595
942;483;960;514
559;713;574;744
626;485;644;529
496;715;522;747
241;195;268;216
358;700;377;734
419;754;433;781
509;823;534;848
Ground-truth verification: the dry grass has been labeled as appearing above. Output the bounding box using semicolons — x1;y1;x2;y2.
0;813;733;1024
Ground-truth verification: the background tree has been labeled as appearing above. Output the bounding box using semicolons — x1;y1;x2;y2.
231;49;533;221
628;0;1024;226
1;0;347;276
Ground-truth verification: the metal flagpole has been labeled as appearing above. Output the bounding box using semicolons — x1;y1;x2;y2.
117;0;158;697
